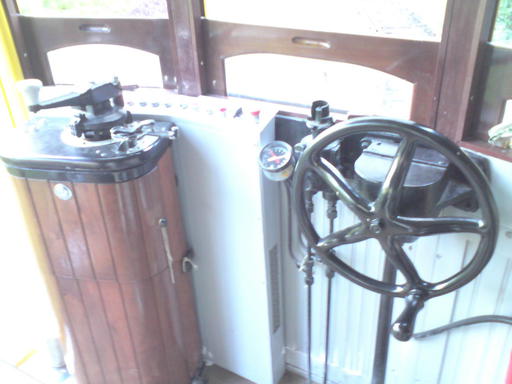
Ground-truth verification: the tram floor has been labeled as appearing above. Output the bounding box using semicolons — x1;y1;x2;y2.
205;364;315;384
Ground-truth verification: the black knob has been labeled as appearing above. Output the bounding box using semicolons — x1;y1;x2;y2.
311;100;330;121
306;100;334;134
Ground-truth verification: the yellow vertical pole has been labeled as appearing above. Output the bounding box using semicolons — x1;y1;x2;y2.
0;2;26;128
0;2;66;368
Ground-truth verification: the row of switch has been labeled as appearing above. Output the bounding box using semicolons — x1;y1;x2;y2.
125;99;261;123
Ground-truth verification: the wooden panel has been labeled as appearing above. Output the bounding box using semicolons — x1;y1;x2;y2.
57;277;105;384
97;182;152;282
203;19;439;126
77;279;123;384
156;148;188;263
156;148;202;373
27;180;74;278
119;279;173;384
73;183;117;280
98;281;142;384
133;169;169;277
152;268;191;378
22;148;199;384
433;0;498;141
167;0;205;94
50;181;95;279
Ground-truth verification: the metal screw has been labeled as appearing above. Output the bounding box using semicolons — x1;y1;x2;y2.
369;219;383;234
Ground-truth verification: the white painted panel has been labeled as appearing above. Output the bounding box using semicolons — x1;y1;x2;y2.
169;100;285;384
283;155;512;384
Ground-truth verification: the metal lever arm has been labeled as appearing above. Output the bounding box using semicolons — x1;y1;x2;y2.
30;82;122;112
391;293;425;341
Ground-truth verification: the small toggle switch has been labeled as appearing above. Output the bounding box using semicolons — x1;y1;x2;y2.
251;110;261;123
233;107;243;118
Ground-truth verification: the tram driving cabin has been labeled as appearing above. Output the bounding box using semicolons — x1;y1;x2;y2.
1;1;512;384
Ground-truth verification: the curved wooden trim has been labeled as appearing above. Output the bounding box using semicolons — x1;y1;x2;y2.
203;19;439;125
17;16;177;87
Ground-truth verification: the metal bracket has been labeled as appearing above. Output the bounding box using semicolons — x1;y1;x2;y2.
158;217;176;284
182;249;199;273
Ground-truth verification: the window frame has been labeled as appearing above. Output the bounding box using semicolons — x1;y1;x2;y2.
1;0;206;94
202;19;439;127
3;0;510;159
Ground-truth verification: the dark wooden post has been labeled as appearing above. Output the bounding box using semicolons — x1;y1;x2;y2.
167;0;206;95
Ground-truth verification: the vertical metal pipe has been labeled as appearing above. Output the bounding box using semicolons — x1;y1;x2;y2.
323;269;334;384
323;216;335;384
305;246;314;384
371;259;397;384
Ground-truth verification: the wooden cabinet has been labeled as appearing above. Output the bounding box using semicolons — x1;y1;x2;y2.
15;148;201;384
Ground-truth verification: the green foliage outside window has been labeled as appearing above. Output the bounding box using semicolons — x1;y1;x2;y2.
494;0;512;44
16;0;168;18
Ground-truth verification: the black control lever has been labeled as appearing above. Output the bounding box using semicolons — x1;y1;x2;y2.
30;81;124;113
29;79;132;141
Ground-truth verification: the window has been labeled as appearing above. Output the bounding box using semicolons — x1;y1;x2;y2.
48;44;163;87
205;0;447;41
492;0;512;47
15;0;168;18
5;0;177;88
225;54;413;119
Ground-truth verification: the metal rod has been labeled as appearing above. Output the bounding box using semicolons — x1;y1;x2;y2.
305;246;314;384
323;215;336;384
323;268;334;384
414;315;512;339
304;186;315;384
371;259;397;384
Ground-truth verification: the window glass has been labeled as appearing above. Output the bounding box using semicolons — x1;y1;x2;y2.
205;0;447;41
492;0;512;47
16;0;168;18
225;54;413;119
48;44;163;87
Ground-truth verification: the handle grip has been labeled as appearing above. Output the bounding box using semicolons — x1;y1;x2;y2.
391;293;425;341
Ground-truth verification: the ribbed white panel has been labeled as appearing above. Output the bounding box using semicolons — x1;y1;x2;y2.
283;156;512;384
283;196;382;384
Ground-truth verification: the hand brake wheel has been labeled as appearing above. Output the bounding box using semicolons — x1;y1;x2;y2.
292;117;499;341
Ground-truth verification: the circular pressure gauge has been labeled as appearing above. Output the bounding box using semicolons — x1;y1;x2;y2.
259;141;295;181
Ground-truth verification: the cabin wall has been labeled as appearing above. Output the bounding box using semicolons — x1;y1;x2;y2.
282;155;512;384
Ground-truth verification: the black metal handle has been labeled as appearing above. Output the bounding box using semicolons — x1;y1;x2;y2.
391;294;425;341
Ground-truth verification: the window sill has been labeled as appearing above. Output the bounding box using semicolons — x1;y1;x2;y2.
460;139;512;163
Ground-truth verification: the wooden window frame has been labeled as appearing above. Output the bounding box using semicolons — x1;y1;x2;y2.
202;19;438;127
4;0;511;160
1;0;206;94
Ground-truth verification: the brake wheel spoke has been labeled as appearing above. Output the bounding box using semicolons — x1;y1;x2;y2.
396;216;485;237
312;157;370;219
380;237;422;287
375;138;416;213
317;223;370;251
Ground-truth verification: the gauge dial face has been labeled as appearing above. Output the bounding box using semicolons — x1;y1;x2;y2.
259;141;293;172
